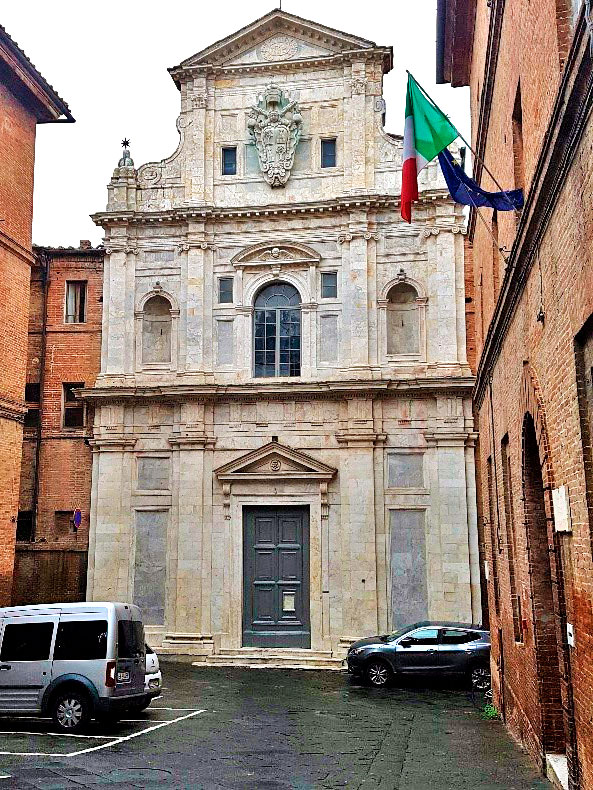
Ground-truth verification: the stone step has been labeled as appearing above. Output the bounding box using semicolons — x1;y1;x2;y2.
192;651;344;670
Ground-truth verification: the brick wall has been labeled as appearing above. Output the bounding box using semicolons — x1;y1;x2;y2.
14;248;104;604
0;78;37;605
461;1;593;786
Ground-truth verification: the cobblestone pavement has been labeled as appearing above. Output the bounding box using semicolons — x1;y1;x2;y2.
0;661;551;789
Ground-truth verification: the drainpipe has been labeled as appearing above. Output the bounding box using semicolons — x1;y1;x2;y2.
31;250;50;540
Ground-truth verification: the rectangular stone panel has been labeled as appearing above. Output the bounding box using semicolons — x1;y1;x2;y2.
244;143;260;175
134;510;167;625
142;250;175;265
137;456;170;491
389;509;428;629
387;452;424;488
319;314;339;363
216;319;234;366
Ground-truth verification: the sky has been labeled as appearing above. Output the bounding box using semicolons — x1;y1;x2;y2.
3;0;469;247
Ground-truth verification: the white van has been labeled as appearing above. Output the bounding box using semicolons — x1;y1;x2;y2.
0;602;148;732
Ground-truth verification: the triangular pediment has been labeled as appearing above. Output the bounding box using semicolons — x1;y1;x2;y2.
175;10;376;69
214;441;337;481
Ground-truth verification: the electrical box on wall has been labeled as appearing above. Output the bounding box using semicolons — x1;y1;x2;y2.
552;485;572;533
567;622;575;648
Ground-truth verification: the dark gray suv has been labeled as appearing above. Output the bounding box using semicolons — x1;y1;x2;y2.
345;621;491;688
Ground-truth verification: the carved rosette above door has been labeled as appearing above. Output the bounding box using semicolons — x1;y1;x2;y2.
247;84;302;187
214;441;337;520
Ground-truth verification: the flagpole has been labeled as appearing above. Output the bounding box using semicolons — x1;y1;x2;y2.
406;71;519;210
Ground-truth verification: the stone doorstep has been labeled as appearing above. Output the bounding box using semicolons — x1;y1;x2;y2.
545;754;569;790
191;649;345;670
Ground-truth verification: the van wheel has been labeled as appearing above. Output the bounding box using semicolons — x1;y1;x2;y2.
366;659;393;687
52;689;91;733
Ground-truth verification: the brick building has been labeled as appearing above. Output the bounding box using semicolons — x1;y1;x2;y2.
0;26;73;606
438;1;593;787
13;244;104;605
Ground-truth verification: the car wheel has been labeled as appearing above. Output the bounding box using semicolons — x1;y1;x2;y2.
470;664;491;692
366;659;392;687
51;688;91;733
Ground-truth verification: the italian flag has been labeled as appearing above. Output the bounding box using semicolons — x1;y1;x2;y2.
401;73;459;223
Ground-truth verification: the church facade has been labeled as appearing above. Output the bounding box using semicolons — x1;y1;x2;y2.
85;10;479;661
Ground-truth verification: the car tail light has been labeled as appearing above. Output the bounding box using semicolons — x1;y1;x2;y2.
105;660;116;688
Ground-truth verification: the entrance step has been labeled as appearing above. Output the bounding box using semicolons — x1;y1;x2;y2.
545;754;568;790
192;648;344;670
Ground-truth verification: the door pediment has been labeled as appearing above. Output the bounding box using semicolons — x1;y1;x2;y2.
214;441;336;482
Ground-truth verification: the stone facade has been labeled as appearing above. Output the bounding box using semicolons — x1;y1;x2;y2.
0;27;73;605
439;0;593;787
85;10;479;660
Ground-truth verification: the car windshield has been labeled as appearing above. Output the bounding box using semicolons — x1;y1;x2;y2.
383;626;414;641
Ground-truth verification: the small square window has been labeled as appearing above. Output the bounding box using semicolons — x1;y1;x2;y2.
321;272;338;299
63;383;85;429
222;147;237;175
218;277;233;304
25;383;40;402
65;281;87;323
321;138;337;168
16;511;33;542
55;510;75;536
24;408;40;428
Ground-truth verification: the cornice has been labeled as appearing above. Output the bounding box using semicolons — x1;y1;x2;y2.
0;228;35;265
170;48;391;82
0;395;27;423
474;8;593;408
468;0;505;240
79;376;475;405
92;189;452;228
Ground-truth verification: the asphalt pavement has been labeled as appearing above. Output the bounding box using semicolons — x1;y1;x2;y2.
0;661;551;789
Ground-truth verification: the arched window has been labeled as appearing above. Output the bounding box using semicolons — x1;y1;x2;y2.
254;282;301;377
386;283;420;356
142;295;172;364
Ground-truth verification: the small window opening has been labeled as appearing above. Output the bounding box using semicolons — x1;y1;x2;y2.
218;277;234;304
65;281;87;324
63;382;85;428
321;271;338;299
16;511;33;542
321;138;337;168
222;147;237;175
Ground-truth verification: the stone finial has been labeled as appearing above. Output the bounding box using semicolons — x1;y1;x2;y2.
118;138;134;168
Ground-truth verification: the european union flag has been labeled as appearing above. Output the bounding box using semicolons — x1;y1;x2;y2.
438;148;524;211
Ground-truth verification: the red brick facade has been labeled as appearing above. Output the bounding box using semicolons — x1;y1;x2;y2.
13;246;103;604
439;2;593;787
0;27;73;606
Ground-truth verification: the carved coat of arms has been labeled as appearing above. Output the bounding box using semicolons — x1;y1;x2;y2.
247;84;302;188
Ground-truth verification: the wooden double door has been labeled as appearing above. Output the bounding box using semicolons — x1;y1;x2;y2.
242;506;310;648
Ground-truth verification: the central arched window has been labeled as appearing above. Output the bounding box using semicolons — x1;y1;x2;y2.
254;282;301;377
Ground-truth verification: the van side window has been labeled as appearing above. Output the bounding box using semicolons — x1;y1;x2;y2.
54;620;108;660
0;622;54;661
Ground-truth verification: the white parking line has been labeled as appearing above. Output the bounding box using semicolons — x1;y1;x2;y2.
0;709;206;757
150;707;202;711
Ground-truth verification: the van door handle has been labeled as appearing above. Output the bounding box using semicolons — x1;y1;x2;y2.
0;665;11;671
426;649;436;653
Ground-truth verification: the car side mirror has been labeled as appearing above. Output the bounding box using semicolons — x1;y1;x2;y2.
399;637;413;648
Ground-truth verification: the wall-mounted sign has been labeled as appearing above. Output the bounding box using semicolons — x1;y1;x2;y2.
552;485;572;533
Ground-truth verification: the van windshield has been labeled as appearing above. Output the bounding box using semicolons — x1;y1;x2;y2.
117;620;145;658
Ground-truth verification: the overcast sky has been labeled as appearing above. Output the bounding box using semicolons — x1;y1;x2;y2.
4;0;469;247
